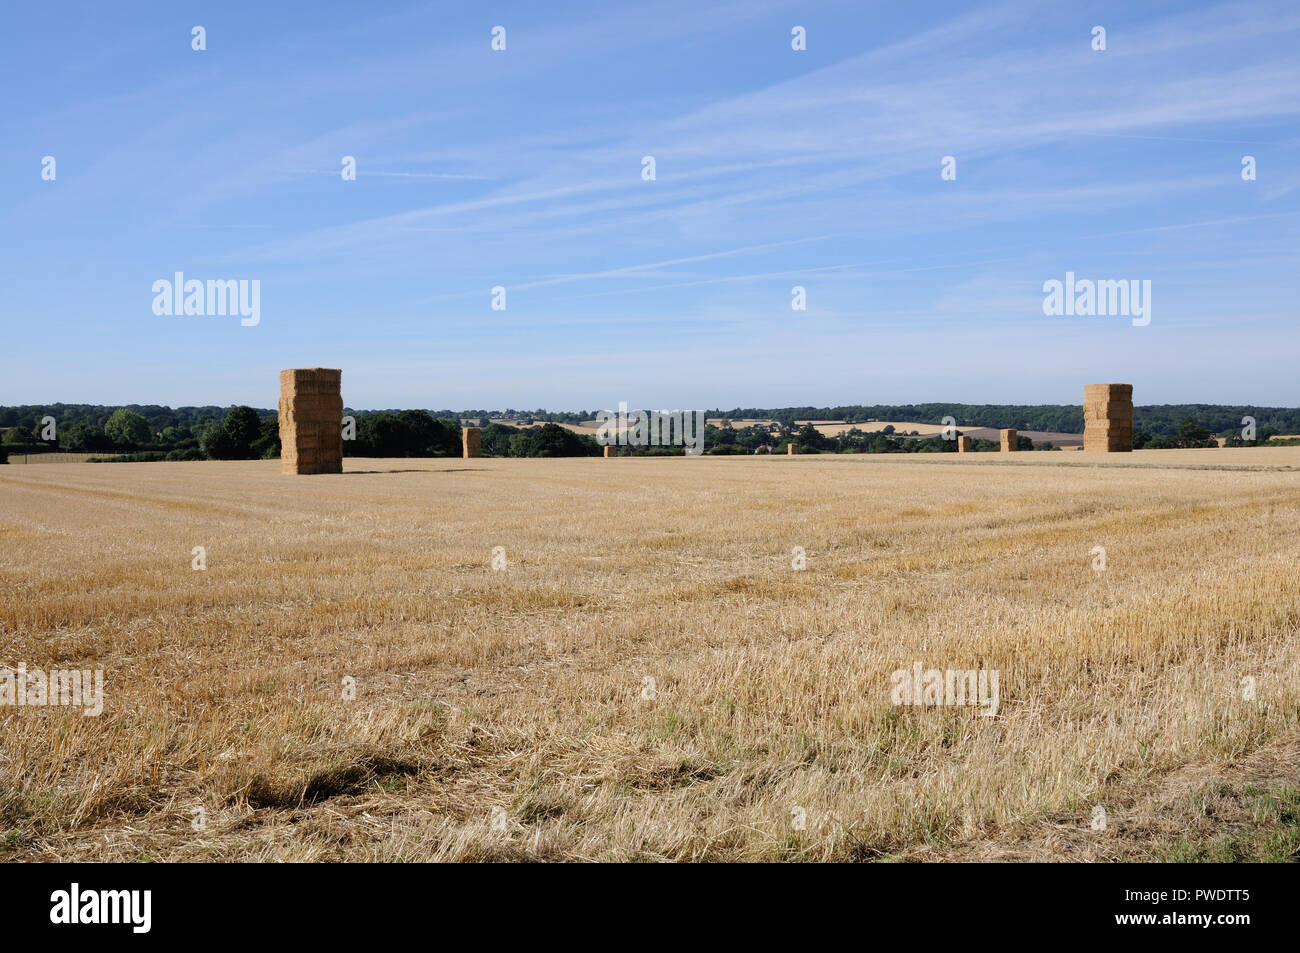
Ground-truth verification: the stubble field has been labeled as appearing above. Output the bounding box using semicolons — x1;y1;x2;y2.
2;450;1299;861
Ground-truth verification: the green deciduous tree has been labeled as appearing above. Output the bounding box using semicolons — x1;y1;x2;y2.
223;406;262;458
104;409;151;448
1176;418;1214;449
200;406;267;459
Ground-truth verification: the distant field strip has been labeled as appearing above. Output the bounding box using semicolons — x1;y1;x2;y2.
2;452;98;464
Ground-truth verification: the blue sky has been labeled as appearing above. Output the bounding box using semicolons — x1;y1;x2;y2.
1;0;1297;410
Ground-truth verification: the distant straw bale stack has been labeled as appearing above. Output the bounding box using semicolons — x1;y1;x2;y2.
278;368;343;475
787;444;798;455
603;445;615;457
1000;429;1018;452
957;434;972;453
462;427;482;459
1083;383;1133;452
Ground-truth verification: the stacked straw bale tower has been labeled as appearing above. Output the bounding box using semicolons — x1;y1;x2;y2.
1084;383;1134;452
462;427;482;459
278;368;343;474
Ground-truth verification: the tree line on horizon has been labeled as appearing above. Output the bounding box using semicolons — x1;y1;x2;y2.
2;401;1296;462
705;403;1300;439
0;405;600;461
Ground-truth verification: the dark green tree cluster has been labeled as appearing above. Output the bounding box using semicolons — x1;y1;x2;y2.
0;403;279;459
1136;418;1224;450
703;424;777;454
478;421;602;457
1221;422;1282;447
346;411;461;457
478;423;520;456
505;423;600;457
198;406;279;459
